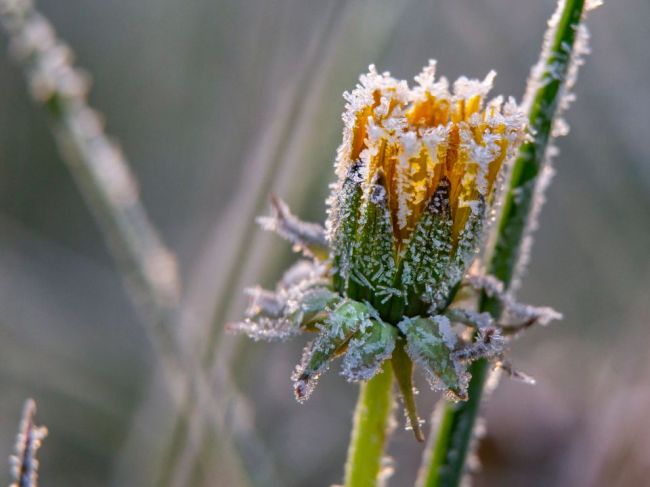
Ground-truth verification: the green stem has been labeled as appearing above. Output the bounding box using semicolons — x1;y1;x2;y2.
419;1;587;486
344;362;394;487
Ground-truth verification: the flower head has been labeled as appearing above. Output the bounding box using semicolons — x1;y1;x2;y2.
331;60;526;248
326;62;526;319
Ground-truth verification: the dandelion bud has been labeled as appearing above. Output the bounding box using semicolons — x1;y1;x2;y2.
327;61;526;321
234;61;548;423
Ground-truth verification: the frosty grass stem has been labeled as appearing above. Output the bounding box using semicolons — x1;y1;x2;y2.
0;3;272;485
419;0;590;486
344;362;394;487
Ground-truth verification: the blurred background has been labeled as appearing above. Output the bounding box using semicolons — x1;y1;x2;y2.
0;0;648;486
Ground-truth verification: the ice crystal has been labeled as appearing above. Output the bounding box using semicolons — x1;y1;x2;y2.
350;172;397;309
327;161;364;292
452;327;503;362
400;178;453;314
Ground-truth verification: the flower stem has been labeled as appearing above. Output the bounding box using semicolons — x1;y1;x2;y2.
344;362;394;487
418;0;588;485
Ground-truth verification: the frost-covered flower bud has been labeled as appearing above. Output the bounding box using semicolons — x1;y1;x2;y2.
230;61;557;439
327;61;527;321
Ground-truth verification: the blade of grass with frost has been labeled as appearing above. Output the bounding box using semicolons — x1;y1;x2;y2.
10;399;47;487
0;1;180;319
0;2;259;486
417;1;600;486
164;1;414;484
0;1;179;344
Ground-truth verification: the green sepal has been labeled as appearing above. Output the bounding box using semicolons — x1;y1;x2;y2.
330;161;364;294
399;178;453;316
284;286;340;331
293;299;371;401
350;170;397;316
398;316;468;401
391;337;424;442
341;319;397;383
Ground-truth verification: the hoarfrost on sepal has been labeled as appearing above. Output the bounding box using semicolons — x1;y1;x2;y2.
291;300;372;401
445;308;494;330
279;259;328;289
398;316;469;400
341;319;397;382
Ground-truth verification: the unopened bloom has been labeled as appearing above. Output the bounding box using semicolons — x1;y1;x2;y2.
328;61;526;316
230;61;557;440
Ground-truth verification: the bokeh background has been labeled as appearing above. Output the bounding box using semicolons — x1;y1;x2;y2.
0;0;648;486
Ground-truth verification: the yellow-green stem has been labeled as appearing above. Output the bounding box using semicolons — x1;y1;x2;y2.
344;362;394;487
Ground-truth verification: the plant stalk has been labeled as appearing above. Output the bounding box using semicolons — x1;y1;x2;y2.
418;0;587;485
344;362;395;487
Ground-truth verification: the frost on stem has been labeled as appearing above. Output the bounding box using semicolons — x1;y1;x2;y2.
522;0;594;118
465;273;563;331
515;0;598;289
10;399;47;487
